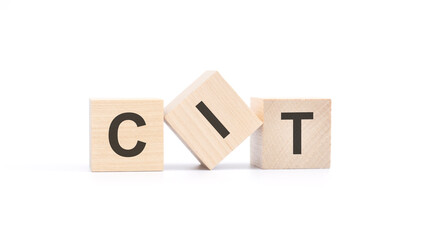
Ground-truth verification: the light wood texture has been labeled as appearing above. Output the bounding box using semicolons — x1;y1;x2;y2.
165;71;262;170
90;99;163;171
251;98;331;169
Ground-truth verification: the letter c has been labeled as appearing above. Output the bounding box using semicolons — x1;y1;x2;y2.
108;112;146;157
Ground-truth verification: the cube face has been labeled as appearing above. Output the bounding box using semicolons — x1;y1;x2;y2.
90;99;163;171
251;98;331;169
165;71;262;169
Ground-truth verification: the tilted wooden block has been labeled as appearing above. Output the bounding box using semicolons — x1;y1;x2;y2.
90;99;163;171
165;71;262;170
251;98;331;169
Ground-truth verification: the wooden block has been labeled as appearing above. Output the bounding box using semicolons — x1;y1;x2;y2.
251;98;331;169
90;99;163;171
165;71;262;170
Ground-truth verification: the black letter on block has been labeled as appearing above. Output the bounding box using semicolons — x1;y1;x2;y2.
196;101;230;138
109;112;146;157
281;112;314;154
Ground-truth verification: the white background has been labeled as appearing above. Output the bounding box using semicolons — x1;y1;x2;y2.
0;0;425;239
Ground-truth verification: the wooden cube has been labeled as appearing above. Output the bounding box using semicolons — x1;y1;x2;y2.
165;71;262;170
251;98;331;169
90;99;163;171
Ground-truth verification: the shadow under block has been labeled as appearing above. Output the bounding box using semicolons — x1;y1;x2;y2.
164;71;262;170
90;99;164;171
250;98;331;169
